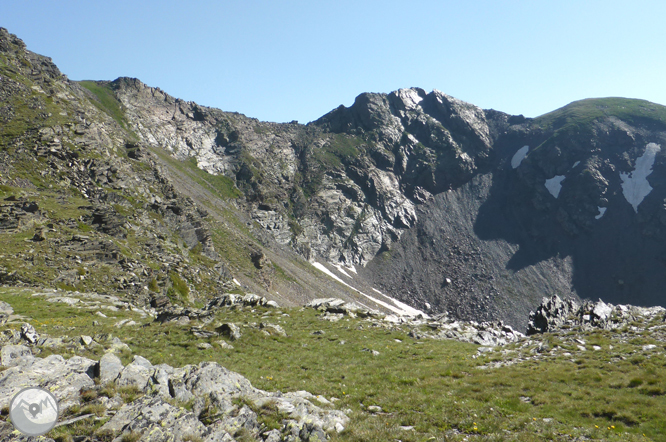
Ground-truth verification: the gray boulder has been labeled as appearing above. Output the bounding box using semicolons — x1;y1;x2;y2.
527;295;579;335
99;352;124;385
116;355;153;391
1;344;33;367
260;322;287;337
216;323;242;341
0;353;96;410
99;395;207;441
20;323;39;344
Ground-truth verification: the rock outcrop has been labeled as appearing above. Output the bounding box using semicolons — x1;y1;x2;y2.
0;346;348;442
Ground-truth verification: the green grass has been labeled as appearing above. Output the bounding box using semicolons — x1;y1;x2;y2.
534;97;666;132
2;287;665;441
313;133;364;170
78;81;130;130
184;157;242;199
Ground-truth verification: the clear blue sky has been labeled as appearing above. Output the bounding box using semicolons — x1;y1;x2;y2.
3;1;666;123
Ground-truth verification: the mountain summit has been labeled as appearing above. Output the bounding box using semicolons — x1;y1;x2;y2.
1;28;666;328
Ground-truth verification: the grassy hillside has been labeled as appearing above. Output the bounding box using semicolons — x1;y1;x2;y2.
1;287;664;441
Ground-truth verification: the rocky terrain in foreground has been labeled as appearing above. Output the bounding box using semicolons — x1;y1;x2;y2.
0;291;665;441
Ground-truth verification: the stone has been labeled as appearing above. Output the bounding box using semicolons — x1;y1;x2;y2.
98;352;123;384
260;322;286;337
99;395;207;439
527;296;579;335
20;323;39;344
215;340;234;350
80;335;93;346
1;344;33;367
116;355;153;391
0;353;96;410
197;342;213;350
216;323;242;341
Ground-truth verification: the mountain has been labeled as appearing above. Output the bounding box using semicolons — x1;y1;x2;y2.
2;27;666;329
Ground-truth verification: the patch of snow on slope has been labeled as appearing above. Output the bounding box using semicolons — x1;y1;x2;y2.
312;262;425;317
233;278;241;286
572;161;581;168
595;207;607;220
545;175;566;198
620;143;661;213
346;264;357;274
371;288;428;317
511;146;529;169
334;265;352;279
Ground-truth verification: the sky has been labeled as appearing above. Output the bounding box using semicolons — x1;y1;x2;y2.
2;1;666;124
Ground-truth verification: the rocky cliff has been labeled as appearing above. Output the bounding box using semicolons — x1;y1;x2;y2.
2;27;666;329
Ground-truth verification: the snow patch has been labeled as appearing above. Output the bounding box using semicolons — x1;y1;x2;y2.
545;175;566;198
233;278;241;286
620;143;661;213
333;265;352;279
371;288;428;317
595;207;607;220
572;161;580;168
511;145;529;169
311;262;427;317
346;264;357;274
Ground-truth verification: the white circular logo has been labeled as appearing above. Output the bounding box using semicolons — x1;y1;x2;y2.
9;387;59;436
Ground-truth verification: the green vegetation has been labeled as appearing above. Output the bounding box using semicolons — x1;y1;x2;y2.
534;97;666;133
313;134;364;169
185;157;242;199
1;287;664;441
78;81;130;130
168;271;190;300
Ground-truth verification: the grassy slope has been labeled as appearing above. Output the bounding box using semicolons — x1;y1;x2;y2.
533;97;666;132
2;287;665;441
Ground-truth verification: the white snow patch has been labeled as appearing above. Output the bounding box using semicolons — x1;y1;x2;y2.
233;278;241;286
311;262;427;317
425;302;431;309
572;161;581;168
371;288;428;317
595;207;607;220
511;145;529;169
333;265;352;279
620;143;661;212
346;264;357;274
545;175;566;198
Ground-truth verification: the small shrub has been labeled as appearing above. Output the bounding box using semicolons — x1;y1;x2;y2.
118;385;142;403
99;382;117;398
169;272;189;299
148;278;159;292
121;432;141;442
628;378;644;388
80;388;98;402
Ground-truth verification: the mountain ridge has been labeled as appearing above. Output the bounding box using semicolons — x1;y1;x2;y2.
2;27;666;330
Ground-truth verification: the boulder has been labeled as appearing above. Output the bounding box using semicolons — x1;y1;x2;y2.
99;352;123;385
1;344;33;367
20;323;39;344
216;323;242;341
527;295;579;335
